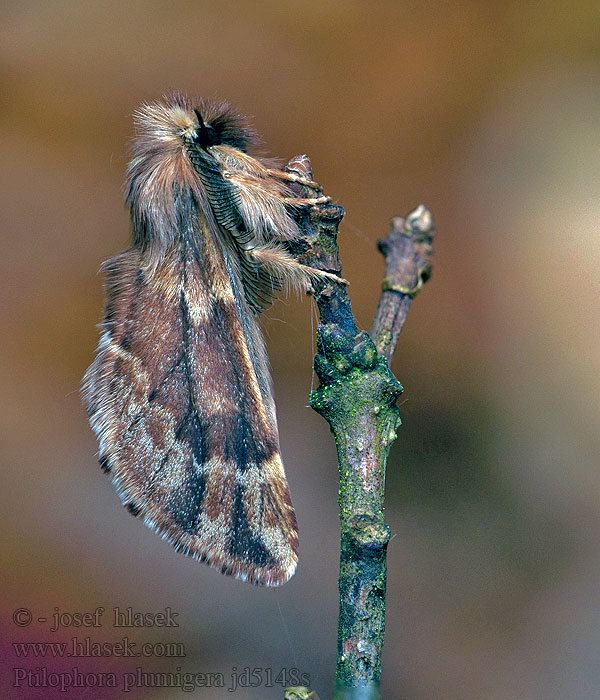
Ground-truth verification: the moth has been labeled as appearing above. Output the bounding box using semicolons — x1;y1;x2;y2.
82;94;343;586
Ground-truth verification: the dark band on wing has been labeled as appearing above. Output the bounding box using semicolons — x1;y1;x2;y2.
168;461;207;535
229;484;275;568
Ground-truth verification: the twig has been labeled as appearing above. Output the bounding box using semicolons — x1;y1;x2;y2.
371;208;435;363
284;156;435;700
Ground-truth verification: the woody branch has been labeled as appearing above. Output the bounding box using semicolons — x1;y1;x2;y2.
284;156;435;700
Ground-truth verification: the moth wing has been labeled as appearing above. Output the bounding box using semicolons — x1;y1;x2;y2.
83;240;298;586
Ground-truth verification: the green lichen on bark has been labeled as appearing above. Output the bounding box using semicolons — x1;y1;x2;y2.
311;326;402;699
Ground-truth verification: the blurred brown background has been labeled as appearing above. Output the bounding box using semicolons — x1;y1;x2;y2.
2;1;599;698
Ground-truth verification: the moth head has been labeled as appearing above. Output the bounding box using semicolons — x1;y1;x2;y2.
125;95;259;263
191;108;219;150
190;102;257;153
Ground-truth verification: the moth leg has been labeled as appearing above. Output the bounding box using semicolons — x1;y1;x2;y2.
296;262;348;286
245;246;348;288
264;168;323;191
283;195;331;206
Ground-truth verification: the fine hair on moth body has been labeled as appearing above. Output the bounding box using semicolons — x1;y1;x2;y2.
82;93;345;586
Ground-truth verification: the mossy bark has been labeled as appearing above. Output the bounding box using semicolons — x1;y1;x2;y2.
311;327;402;699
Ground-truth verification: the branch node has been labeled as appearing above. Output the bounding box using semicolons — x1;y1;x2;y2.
347;513;391;552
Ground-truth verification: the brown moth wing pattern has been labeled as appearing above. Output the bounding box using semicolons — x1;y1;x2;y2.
83;185;298;586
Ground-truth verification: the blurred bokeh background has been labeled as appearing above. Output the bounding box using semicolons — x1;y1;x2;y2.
2;1;599;698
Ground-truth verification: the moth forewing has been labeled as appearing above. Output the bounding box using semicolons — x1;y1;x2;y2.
83;94;337;585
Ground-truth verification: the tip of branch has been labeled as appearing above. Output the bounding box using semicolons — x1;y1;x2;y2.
371;204;436;359
378;205;435;266
384;205;435;251
405;204;435;238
